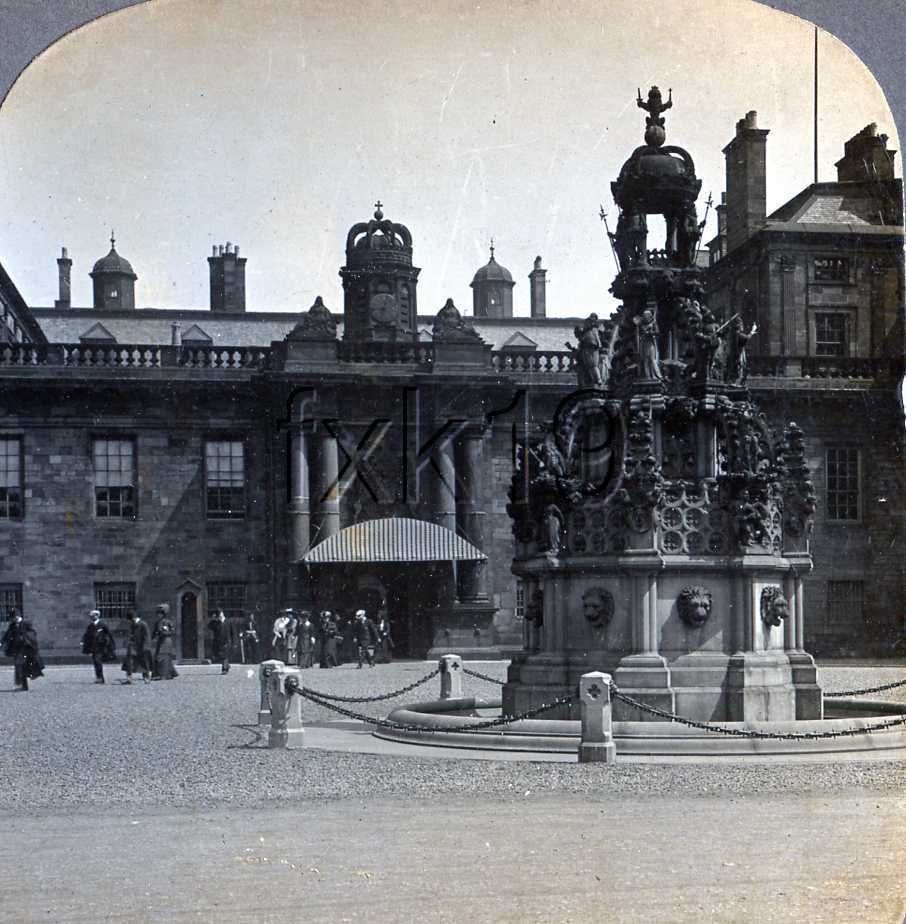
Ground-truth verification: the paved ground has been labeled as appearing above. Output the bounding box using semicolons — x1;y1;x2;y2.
1;659;904;922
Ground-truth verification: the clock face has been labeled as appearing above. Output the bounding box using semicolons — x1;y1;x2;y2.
369;292;398;325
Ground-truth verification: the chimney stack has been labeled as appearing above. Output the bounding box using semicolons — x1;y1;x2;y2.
55;246;72;308
835;124;897;182
208;242;247;313
722;111;769;253
529;256;547;318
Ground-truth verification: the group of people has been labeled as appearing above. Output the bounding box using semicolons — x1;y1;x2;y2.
5;602;395;688
81;604;232;685
272;607;393;669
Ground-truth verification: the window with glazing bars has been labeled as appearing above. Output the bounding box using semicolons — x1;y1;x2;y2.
207;582;247;620
514;581;526;621
826;447;860;521
826;580;864;629
0;437;22;519
0;584;23;620
94;438;136;518
205;440;245;518
94;582;136;621
814;313;847;357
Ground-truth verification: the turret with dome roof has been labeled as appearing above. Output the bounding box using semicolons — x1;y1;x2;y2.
470;241;515;318
90;232;137;310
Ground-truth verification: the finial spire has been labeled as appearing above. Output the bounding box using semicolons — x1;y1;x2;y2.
489;237;495;260
374;200;384;220
110;229;116;250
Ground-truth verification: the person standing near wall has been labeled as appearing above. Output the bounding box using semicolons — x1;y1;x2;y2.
122;610;152;685
2;609;44;691
81;609;115;684
353;609;379;668
296;611;315;669
208;609;232;674
240;611;259;664
152;607;179;680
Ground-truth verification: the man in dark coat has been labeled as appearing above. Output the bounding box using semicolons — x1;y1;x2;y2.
352;609;379;668
2;609;44;691
208;609;232;674
240;612;259;664
81;608;115;684
122;610;152;684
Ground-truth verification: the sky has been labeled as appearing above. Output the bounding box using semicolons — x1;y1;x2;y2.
0;0;899;318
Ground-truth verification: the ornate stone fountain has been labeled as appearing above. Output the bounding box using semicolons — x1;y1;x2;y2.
504;88;822;723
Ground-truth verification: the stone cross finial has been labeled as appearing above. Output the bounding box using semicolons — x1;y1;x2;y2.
374;200;384;219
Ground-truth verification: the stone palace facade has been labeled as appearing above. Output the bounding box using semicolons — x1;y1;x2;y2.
0;117;903;661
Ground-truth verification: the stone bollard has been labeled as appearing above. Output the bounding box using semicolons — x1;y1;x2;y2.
267;668;304;749
578;671;617;764
438;654;463;700
258;659;285;725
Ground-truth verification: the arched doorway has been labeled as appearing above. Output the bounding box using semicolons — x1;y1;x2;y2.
181;592;198;659
176;579;204;660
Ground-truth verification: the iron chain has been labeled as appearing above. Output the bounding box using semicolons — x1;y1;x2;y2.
298;687;575;734
302;667;440;704
610;684;906;740
461;666;506;687
823;677;906;698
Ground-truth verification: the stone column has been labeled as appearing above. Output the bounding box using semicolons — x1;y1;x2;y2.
455;427;489;603
289;422;311;562
433;437;457;533
312;425;340;542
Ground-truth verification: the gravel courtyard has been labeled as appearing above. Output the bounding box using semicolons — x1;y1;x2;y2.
1;659;905;923
1;659;906;810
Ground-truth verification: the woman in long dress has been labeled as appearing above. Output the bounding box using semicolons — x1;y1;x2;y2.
152;615;179;680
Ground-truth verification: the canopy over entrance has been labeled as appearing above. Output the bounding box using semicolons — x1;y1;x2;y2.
300;517;486;565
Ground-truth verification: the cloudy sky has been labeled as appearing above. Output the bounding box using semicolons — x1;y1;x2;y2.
0;0;898;317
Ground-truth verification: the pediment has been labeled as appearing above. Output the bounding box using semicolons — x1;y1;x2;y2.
79;322;117;343
181;323;213;344
501;331;538;351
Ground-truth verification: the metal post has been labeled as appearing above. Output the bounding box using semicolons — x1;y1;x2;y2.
258;659;285;725
439;654;463;699
267;668;304;749
578;671;617;764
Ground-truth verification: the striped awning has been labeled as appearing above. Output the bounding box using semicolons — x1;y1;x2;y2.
301;517;486;564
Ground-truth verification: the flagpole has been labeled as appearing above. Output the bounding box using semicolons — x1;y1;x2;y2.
814;26;818;184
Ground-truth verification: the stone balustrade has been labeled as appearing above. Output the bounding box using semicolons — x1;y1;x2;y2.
0;339;899;383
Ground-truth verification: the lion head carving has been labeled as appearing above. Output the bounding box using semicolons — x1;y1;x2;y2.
677;585;712;628
582;587;615;628
760;586;790;628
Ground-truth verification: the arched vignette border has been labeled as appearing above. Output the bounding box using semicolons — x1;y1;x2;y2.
0;1;903;131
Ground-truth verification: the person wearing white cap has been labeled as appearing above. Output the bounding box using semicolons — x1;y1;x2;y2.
81;608;115;684
352;609;379;668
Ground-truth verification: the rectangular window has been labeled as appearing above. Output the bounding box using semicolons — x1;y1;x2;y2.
93;438;136;518
205;440;245;519
826;580;864;629
94;582;136;622
207;582;246;621
0;437;22;519
826;447;860;521
814;257;848;282
814;313;847;357
514;581;526;622
0;583;23;620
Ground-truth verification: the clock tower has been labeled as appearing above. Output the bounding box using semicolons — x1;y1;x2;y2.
340;202;420;342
